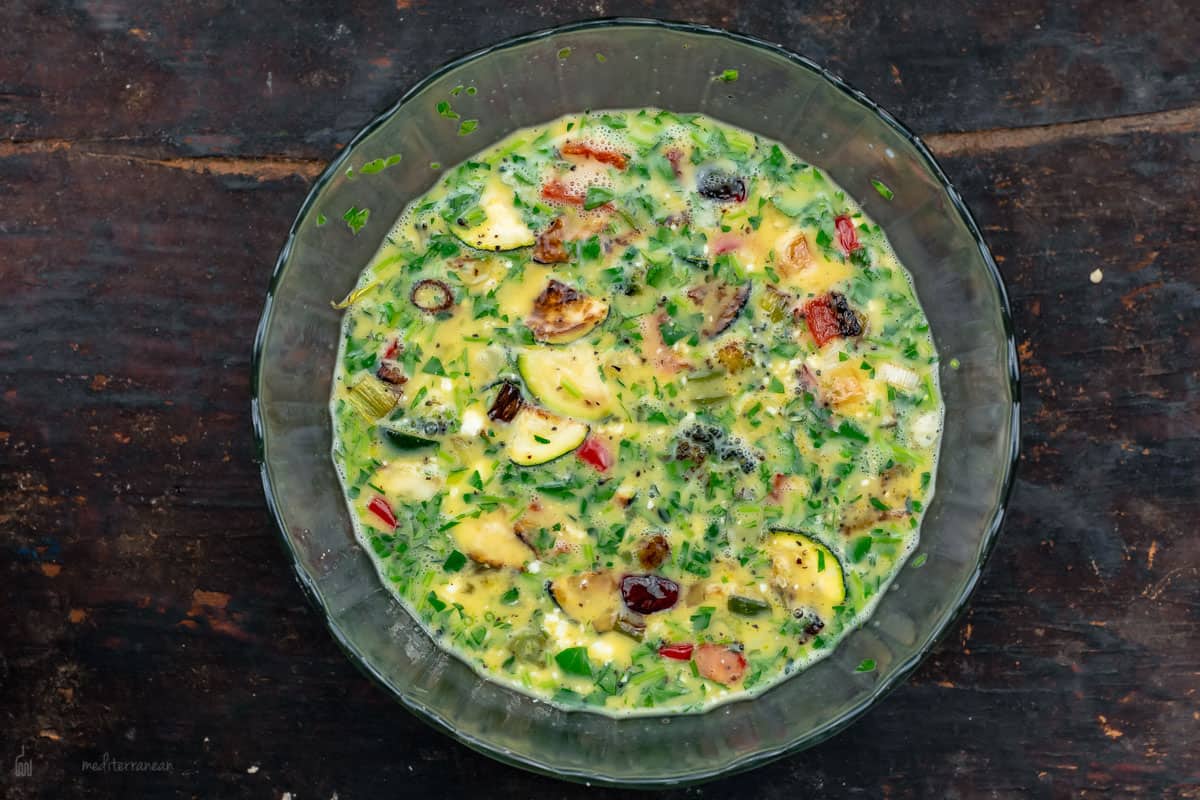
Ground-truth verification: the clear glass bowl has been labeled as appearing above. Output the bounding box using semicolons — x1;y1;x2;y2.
252;19;1019;787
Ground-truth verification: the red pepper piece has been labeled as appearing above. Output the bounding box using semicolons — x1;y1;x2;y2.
561;141;628;170
576;436;613;472
540;179;585;205
658;643;695;661
835;215;861;254
801;296;841;347
367;496;397;529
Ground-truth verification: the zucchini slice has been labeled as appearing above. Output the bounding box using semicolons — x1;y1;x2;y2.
382;429;438;451
506;406;589;466
547;570;620;632
373;459;444;502
766;530;847;616
451;509;531;569
449;183;535;252
526;279;609;344
516;345;614;421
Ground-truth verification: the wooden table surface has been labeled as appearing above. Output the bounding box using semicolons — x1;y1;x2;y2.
3;2;1197;797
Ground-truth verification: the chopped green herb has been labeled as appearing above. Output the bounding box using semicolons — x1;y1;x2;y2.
871;179;894;200
342;206;370;235
584;186;615;210
555;646;592;677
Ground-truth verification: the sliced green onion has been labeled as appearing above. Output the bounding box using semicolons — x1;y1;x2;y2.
346;376;397;420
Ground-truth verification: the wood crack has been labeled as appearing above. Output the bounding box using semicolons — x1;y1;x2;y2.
923;105;1200;158
2;104;1198;177
0;138;324;181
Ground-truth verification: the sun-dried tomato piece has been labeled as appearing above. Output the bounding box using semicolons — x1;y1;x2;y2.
561;141;628;170
540;179;585;205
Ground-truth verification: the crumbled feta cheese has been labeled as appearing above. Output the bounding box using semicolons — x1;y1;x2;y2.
460;408;484;437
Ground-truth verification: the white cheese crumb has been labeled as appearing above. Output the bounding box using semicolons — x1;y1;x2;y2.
527;560;542;574
440;378;453;392
460;408;484;437
1090;269;1104;284
247;765;259;774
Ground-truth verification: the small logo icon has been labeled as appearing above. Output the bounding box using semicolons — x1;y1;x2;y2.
13;745;32;778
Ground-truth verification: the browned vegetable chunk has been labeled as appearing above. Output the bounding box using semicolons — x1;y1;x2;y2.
778;233;813;276
637;533;670;569
686;281;751;338
375;360;408;389
532;217;570;264
527;279;610;344
487;380;523;422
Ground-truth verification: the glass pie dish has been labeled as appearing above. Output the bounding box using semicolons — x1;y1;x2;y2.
251;18;1020;787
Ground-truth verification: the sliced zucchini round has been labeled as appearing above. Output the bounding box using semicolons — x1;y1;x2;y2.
373;458;443;502
516;345;614;422
449;182;535;252
506;406;589;466
547;570;619;632
451;509;531;569
382;429;438;451
766;530;847;616
526;279;609;345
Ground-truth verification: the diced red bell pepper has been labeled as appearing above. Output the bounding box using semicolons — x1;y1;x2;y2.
540;179;585;205
576;436;613;472
561;141;628;170
802;296;842;347
382;338;401;360
835;214;861;254
367;496;397;529
658;643;695;661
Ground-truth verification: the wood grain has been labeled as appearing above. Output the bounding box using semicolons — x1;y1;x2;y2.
2;1;1198;798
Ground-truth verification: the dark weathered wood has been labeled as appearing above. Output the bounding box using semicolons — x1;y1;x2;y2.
4;0;1199;159
2;1;1198;798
